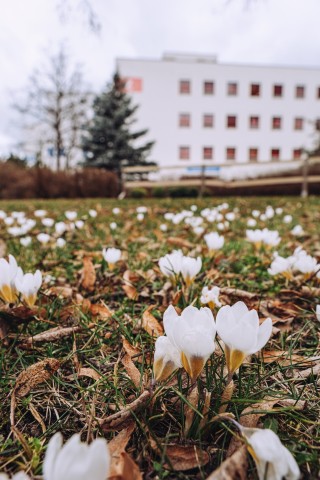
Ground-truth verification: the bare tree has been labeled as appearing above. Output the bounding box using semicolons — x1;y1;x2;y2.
14;48;90;170
56;0;101;34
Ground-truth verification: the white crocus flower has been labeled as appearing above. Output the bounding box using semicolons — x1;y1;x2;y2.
204;232;224;255
42;218;55;228
160;223;168;232
112;207;120;215
316;305;320;322
136;206;147;213
110;222;117;230
137;213;144;221
34;209;47;217
241;428;300;480
283;214;293;224
193;226;204;236
252;210;260;218
180;256;202;287
247;218;257;227
102;247;121;270
89;209;97;218
4;217;14;226
43;432;110;480
20;236;32;247
163;305;216;381
15;270;42;307
65;210;77;221
291;225;304;236
293;254;318;279
56;238;66;248
37;233;51;244
268;255;293;280
158;250;183;279
200;286;221;309
275;207;283;215
75;220;84;229
216;301;272;375
0;255;20;304
55;222;67;236
153;336;182;382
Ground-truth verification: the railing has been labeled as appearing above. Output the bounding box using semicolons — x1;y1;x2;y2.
122;156;320;197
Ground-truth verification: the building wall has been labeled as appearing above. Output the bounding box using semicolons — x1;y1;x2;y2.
117;54;320;167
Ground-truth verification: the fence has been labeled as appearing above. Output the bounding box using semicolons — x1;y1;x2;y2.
122;155;320;196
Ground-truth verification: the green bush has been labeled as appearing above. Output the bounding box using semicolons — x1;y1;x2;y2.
168;186;199;198
151;186;168;198
129;187;148;199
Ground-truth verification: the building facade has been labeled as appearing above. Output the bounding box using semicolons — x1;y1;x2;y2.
117;53;320;169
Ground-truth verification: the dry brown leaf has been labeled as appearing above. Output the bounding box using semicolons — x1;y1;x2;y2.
77;367;102;381
167;237;194;249
121;354;141;388
20;325;85;346
184;385;199;435
206;446;247;480
122;338;141;358
0;239;6;258
14;358;60;398
142;308;163;338
164;444;209;471
123;270;140;285
262;350;318;366
47;286;73;298
29;402;46;433
220;287;258;300
90;301;113;319
99;390;151;432
109;423;142;480
81;256;96;292
219;380;234;414
122;284;138;300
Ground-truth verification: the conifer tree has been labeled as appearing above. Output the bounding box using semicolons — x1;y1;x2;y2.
82;73;154;183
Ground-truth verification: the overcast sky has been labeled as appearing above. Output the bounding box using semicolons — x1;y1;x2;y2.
1;0;320;155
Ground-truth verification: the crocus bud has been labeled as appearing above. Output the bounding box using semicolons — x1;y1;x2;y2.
15;270;42;307
0;255;20;304
216;301;272;375
204;232;224;255
241;428;300;480
163;305;216;381
153;336;182;382
158;250;183;279
180;256;202;287
43;432;110;480
102;247;121;270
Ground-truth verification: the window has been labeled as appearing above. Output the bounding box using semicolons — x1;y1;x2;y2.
249;116;260;129
179;80;190;94
226;147;236;161
249;148;258;162
317;87;320;99
295;85;305;98
272;117;282;129
227;115;237;128
293;149;302;159
227;82;238;96
179;113;190;127
294;117;304;130
203;114;214;128
203;147;213;160
271;148;280;160
316;119;320;131
204;81;214;95
179;146;190;160
273;84;283;97
250;83;260;96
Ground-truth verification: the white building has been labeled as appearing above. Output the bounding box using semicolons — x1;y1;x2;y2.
117;53;320;176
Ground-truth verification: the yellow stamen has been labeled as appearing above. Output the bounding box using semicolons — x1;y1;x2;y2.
181;352;205;381
0;284;17;304
153;359;176;382
225;345;246;375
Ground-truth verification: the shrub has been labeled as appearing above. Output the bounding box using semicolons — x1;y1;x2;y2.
129;187;148;199
168;186;199;198
151;187;168;198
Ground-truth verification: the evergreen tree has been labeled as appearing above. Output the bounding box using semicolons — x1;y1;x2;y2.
82;73;155;183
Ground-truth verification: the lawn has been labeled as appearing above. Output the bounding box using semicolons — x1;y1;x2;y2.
0;196;319;479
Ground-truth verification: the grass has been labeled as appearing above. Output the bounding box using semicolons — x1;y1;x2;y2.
0;196;319;479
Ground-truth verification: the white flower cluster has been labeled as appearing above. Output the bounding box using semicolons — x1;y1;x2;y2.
158;250;202;287
268;247;320;280
246;228;281;248
0;255;42;306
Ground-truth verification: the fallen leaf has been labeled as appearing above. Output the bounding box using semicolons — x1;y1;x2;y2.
90;301;113;319
167;237;194;249
77;367;102;381
206;446;247;480
164;445;209;471
122;284;138;300
184;385;199;435
47;286;73;298
122;338;141;358
109;422;142;480
142;308;163;338
14;358;60;398
121;354;141;388
81;256;96;292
